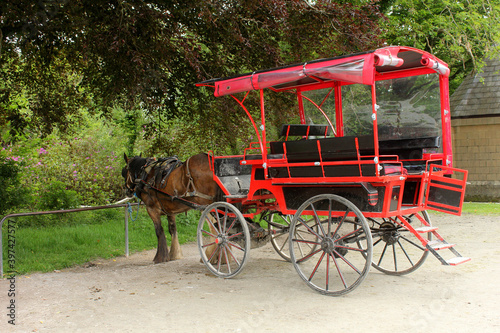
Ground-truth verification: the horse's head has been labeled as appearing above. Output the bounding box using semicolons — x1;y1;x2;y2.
122;153;147;198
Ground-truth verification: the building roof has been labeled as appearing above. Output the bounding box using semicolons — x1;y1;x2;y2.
451;57;500;118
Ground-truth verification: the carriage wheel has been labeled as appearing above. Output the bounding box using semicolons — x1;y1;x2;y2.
363;211;431;275
268;212;319;262
289;194;372;296
197;202;251;278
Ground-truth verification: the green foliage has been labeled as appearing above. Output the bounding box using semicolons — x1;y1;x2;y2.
381;0;500;93
0;158;28;215
38;181;80;211
1;0;384;139
0;113;130;211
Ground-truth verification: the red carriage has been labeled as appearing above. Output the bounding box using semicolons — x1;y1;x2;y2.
195;46;469;295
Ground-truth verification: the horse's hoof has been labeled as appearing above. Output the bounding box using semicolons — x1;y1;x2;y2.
153;257;168;264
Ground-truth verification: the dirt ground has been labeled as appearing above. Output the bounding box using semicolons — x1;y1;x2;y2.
1;212;499;333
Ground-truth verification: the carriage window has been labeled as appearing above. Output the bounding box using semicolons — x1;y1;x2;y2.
300;87;336;136
342;84;373;136
376;74;442;151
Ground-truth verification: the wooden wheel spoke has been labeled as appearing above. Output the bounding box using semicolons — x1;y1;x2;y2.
298;216;322;240
308;251;326;282
399;235;426;251
311;203;327;237
201;228;217;239
227;241;245;252
397;239;415;266
377;242;389;266
333;249;362;275
331;253;347;289
296;248;323;264
207;245;219;263
225;245;241;267
332;209;350;239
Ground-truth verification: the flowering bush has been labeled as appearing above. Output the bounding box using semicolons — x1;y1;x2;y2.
30;135;124;206
1;126;127;211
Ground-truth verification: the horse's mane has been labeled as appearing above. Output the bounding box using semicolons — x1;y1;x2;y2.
122;156;148;180
128;156;148;173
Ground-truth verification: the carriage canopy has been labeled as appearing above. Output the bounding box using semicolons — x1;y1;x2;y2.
197;46;449;97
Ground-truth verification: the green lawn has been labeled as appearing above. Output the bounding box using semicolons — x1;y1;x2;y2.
2;207;199;276
461;202;500;215
2;202;498;276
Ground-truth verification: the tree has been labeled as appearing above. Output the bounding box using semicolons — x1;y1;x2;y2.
381;0;500;92
1;0;385;146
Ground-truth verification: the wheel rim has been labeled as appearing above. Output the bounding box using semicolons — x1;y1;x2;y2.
268;212;319;262
197;202;250;278
289;194;372;296
364;211;431;275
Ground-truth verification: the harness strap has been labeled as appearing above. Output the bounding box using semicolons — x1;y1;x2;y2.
140;180;207;211
181;156;215;201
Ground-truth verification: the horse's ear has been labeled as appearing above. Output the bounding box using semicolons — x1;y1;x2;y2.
139;152;142;157
124;153;129;164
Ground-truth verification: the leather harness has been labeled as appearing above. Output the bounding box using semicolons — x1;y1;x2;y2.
127;156;214;210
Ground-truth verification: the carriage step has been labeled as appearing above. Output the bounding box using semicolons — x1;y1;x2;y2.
446;257;471;266
224;194;248;199
416;226;438;233
427;240;455;250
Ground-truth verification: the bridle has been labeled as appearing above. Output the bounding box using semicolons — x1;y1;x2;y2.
124;163;140;195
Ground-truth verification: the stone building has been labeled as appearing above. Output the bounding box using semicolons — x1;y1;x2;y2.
450;57;500;201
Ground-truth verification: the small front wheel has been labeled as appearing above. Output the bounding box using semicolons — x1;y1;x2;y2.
197;202;250;278
289;194;372;296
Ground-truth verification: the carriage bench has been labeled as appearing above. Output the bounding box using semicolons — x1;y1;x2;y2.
269;134;441;178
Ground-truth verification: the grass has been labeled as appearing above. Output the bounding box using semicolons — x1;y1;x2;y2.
461;202;500;215
2;202;499;276
2;207;200;276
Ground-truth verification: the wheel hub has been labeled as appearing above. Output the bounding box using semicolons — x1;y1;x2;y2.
380;222;399;245
215;235;228;246
321;238;335;253
321;237;348;257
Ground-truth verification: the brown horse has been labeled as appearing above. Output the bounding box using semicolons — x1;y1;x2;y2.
122;153;220;263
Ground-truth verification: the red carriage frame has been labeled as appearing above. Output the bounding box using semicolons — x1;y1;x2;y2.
195;46;470;295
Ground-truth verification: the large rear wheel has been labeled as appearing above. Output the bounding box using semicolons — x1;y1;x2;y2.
289;194;372;296
197;202;251;278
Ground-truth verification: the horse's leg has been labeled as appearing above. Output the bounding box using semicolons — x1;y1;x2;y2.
148;209;169;264
167;214;183;260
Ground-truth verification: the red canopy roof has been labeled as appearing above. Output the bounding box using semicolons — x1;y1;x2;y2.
197;46;449;97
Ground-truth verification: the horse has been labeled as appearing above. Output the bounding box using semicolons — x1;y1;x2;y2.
122;153;220;264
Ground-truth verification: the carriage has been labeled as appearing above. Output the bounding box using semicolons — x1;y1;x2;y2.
195;46;469;296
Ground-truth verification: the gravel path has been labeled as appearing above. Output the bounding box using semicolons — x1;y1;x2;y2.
1;212;499;333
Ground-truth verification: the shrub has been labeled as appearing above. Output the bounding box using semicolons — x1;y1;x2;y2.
3;121;128;208
0;158;28;215
38;180;80;211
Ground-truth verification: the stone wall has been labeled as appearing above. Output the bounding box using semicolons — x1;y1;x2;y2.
451;117;500;201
